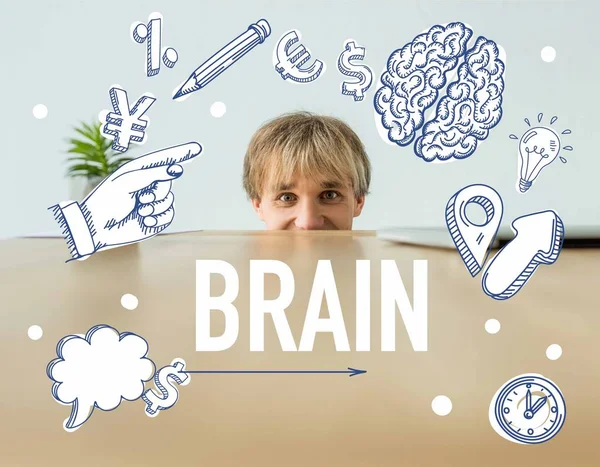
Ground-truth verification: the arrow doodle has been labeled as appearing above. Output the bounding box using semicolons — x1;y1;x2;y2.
183;367;367;377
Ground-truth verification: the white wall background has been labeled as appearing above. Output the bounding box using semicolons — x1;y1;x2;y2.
1;0;597;237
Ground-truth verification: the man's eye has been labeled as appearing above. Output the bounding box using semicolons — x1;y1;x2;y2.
279;193;295;202
322;191;339;200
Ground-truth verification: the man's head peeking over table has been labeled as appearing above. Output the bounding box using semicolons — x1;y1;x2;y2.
243;112;372;230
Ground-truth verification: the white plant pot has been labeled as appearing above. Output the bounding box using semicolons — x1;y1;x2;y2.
68;177;103;202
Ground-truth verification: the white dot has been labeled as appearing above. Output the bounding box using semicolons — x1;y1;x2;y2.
541;46;556;63
546;344;562;360
485;319;501;334
121;293;139;310
28;325;43;340
431;395;452;416
210;101;226;118
165;48;178;61
33;104;48;119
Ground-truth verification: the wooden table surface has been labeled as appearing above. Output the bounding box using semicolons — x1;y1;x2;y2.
0;231;598;466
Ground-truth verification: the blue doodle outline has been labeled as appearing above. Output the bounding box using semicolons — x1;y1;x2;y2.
48;142;202;262
337;39;373;101
173;19;271;99
482;210;565;300
274;29;324;83
373;22;473;147
414;35;506;162
494;375;566;444
46;324;155;431
141;359;188;416
101;86;156;153
445;184;503;277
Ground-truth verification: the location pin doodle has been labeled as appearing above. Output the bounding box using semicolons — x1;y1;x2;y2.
446;184;503;277
131;12;179;77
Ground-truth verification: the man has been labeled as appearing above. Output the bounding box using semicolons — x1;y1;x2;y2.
243;112;372;230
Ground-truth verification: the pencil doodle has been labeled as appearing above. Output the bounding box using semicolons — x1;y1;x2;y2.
274;29;325;83
173;19;271;99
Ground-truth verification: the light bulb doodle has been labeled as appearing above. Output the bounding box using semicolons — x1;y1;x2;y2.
509;113;573;193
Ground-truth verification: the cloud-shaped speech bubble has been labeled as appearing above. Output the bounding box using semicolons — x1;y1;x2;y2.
47;325;155;432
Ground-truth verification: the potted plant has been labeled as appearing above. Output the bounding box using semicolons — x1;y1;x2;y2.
66;120;134;197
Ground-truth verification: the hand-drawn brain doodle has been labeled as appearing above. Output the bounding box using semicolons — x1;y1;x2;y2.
374;22;473;146
414;37;505;161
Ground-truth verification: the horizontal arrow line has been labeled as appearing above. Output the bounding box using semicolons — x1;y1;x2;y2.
182;367;367;377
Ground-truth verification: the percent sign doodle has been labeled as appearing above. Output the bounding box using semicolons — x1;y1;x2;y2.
131;12;179;77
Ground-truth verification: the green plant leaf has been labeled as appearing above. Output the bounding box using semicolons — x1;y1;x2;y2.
66;151;105;163
107;153;134;164
107;158;134;172
67;139;103;152
74;126;95;142
67;157;103;167
66;120;120;179
67;164;105;177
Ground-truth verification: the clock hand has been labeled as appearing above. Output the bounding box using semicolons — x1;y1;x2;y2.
530;395;548;416
526;389;532;411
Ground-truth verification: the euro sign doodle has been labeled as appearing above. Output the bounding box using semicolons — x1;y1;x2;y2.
274;30;324;83
337;39;373;101
142;358;190;417
99;85;156;153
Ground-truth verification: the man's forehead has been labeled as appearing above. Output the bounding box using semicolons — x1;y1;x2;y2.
274;178;345;191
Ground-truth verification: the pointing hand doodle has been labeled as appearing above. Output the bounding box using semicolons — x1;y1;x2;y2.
50;142;202;260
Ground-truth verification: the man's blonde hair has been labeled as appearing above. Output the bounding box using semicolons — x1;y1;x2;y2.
243;112;371;200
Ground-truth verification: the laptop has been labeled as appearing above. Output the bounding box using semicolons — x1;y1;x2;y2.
376;226;600;249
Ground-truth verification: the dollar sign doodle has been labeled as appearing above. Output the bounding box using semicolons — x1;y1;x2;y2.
141;358;190;417
337;40;373;102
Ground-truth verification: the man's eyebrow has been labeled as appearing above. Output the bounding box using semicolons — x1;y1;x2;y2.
321;180;343;189
274;180;342;191
277;182;295;191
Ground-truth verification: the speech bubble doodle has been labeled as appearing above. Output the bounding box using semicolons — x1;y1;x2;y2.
47;325;155;432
